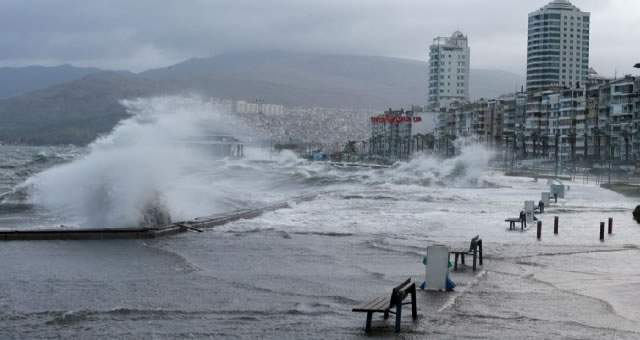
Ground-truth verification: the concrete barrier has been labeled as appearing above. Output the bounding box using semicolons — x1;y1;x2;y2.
0;194;317;241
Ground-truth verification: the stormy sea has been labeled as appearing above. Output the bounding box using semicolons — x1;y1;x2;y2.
1;97;640;339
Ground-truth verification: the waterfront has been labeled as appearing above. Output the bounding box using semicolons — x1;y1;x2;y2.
1;144;640;338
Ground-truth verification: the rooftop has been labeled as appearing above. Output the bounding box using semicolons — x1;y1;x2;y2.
432;31;468;48
534;0;583;13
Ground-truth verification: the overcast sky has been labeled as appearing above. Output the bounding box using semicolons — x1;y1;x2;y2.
0;0;638;76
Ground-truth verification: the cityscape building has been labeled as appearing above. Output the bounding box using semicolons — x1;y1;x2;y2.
428;31;470;110
527;0;590;92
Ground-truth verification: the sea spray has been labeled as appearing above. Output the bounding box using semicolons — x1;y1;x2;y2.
393;143;495;187
286;143;496;188
23;96;258;227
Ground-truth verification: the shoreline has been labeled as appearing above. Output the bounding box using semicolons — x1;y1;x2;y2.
3;230;638;338
600;183;640;197
2;169;640;338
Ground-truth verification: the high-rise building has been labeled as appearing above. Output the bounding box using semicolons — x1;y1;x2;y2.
527;0;590;93
428;31;470;110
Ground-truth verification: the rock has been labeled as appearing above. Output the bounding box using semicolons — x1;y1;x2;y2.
139;193;172;227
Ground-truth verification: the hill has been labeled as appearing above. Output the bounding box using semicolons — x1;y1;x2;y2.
0;64;100;99
0;51;525;145
142;51;525;108
0;71;166;145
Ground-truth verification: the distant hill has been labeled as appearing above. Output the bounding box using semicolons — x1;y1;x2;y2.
0;64;100;99
470;69;524;100
140;51;428;109
0;51;525;145
0;71;167;145
141;51;525;108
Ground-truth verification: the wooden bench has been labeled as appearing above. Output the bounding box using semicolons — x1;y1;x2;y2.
352;278;417;333
449;235;483;271
504;217;522;231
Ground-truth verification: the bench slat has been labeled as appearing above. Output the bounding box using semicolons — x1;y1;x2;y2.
395;279;415;293
354;295;389;311
394;278;412;292
353;295;385;310
353;295;391;312
363;295;387;309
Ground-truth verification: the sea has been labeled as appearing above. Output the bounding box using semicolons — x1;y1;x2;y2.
1;96;640;339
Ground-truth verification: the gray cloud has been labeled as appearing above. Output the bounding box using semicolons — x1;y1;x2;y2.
0;0;638;76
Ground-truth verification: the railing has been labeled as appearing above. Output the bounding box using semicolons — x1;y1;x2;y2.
496;160;640;185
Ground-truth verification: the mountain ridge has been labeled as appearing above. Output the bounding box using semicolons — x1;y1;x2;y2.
0;64;101;99
0;51;525;145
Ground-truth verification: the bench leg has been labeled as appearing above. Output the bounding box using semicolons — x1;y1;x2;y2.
461;254;465;265
472;252;477;271
479;242;483;266
365;312;373;333
384;310;389;320
454;253;459;271
395;304;402;333
411;287;417;319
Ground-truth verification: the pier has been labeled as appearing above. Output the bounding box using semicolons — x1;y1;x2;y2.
0;194;315;241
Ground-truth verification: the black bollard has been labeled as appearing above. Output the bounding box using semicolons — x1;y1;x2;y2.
608;217;613;234
554;216;559;235
537;221;542;240
600;222;605;241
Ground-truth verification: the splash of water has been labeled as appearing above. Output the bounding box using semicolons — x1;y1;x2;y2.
391;143;496;187
23;96;257;227
284;143;495;188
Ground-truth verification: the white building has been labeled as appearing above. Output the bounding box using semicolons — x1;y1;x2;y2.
428;31;470;110
527;0;590;92
233;100;285;115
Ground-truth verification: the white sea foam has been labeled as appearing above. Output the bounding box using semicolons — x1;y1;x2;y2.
390;142;495;187
23;96;260;227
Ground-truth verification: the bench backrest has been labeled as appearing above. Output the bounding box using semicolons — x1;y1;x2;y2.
389;278;413;308
469;235;481;252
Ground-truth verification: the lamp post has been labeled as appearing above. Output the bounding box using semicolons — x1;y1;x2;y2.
504;134;510;171
555;133;560;177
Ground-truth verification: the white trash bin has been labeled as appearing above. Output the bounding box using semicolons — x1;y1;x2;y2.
550;181;565;199
525;200;535;224
424;245;449;291
541;192;550;206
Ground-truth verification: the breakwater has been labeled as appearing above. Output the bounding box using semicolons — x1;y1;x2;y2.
0;194;315;241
